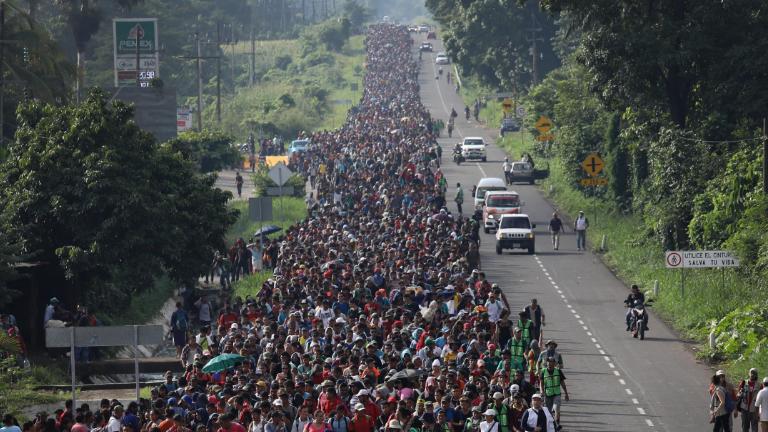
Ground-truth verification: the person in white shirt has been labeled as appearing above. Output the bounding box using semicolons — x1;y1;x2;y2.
574;211;589;251
479;409;499;432
485;292;506;323
289;406;312;432
106;405;124;432
502;158;513;184
521;394;555;432
754;377;768;431
1;415;21;432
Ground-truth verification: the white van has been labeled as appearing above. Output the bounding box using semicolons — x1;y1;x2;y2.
474;177;507;208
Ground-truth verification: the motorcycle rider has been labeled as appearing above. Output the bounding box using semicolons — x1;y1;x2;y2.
465;106;471;121
502;158;513;185
624;284;647;331
451;107;458;120
453;142;463;164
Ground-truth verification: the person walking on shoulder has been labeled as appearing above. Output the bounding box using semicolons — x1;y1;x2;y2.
455;183;464;216
738;368;760;432
548;213;564;251
574;211;588;251
235;172;244;198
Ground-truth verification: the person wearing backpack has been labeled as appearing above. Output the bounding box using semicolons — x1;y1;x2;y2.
170;302;189;357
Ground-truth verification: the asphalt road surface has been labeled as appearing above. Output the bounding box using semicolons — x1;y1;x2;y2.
417;38;713;432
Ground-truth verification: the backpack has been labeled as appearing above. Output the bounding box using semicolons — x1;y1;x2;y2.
175;311;188;331
725;390;736;413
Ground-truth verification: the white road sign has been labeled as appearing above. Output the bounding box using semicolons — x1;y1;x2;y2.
268;162;293;187
665;250;740;269
516;106;526;118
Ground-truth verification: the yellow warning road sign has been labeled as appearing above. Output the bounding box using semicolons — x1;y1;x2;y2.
581;152;605;177
580;177;608;186
535;115;553;134
536;134;555;142
502;98;513;113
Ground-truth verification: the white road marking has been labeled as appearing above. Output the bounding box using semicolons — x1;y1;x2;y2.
530;242;658;429
476;163;487;177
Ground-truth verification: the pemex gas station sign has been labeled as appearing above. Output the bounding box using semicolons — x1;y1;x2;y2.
113;18;160;87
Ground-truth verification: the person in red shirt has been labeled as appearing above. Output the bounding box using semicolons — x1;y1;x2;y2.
215;414;246;432
356;391;381;421
217;307;238;329
318;381;344;416
348;404;374;432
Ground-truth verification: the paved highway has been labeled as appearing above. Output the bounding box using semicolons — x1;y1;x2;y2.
417;38;713;431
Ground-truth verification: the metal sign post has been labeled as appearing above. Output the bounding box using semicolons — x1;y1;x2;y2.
268;163;293;224
47;325;163;407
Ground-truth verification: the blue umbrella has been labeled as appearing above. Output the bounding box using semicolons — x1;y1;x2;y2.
254;225;282;237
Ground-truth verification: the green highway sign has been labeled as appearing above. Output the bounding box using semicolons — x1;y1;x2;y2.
113;18;160;87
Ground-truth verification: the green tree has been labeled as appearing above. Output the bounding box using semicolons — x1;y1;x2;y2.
539;0;768;129
164;129;241;173
0;232;23;309
0;89;237;312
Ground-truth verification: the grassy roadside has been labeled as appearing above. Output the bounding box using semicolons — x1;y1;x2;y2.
319;36;365;130
226;198;307;301
460;78;762;375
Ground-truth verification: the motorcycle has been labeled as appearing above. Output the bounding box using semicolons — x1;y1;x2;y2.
453;150;464;165
626;299;652;340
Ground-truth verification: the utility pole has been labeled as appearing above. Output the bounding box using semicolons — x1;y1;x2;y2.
216;22;221;124
250;27;255;87
135;26;141;87
178;33;219;131
0;0;5;148
526;11;543;86
196;33;203;130
763;118;767;195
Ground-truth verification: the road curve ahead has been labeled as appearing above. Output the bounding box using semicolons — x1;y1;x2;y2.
417;36;713;432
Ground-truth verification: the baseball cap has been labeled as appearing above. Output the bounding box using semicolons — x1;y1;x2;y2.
483;409;496;416
492;392;503;399
532;393;543;400
355;403;365;411
716;370;726;376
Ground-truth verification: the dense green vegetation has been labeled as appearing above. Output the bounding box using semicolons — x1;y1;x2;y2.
216;32;365;138
0;90;237;314
428;0;768;371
